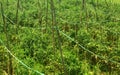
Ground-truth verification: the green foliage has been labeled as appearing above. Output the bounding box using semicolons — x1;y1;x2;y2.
0;0;120;75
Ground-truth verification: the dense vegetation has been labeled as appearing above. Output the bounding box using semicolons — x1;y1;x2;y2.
0;0;120;75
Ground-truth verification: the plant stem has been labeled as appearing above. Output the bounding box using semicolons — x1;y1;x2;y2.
16;0;19;34
45;0;48;33
1;2;13;75
82;0;86;10
50;0;67;74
